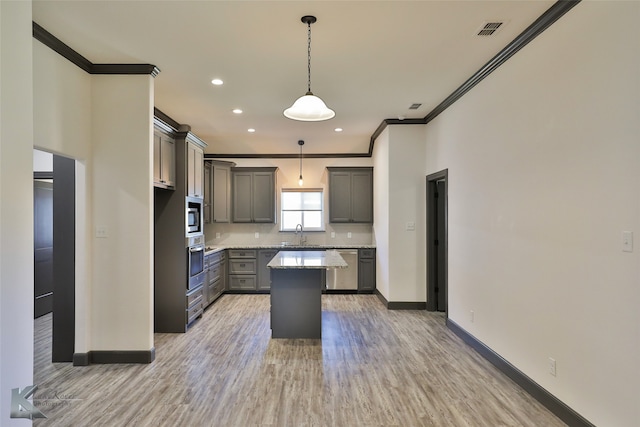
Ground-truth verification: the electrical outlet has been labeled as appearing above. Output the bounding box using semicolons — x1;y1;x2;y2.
254;232;260;239
470;310;474;323
347;232;352;239
549;358;556;377
96;226;108;238
215;232;221;239
331;232;335;238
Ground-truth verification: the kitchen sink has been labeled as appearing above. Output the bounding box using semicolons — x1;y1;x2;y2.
280;242;322;248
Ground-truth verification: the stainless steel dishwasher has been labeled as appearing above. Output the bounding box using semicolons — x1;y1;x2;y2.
326;250;358;290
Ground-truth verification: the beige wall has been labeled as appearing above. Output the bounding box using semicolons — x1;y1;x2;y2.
387;125;427;302
372;125;427;303
33;39;155;353
90;75;154;350
372;128;390;299
0;1;34;423
423;2;639;426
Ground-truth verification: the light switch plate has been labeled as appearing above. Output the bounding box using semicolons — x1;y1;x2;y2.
331;232;335;238
622;231;633;252
254;232;260;239
347;232;352;239
215;232;221;239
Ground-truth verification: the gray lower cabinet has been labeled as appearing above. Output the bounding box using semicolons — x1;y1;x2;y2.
328;167;373;223
186;286;204;326
257;249;278;290
228;249;257;291
231;167;277;223
205;251;225;306
358;248;376;292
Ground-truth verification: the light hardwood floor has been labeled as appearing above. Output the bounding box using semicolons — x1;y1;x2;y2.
34;295;565;426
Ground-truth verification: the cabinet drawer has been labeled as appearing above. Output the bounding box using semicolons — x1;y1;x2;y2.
229;275;256;290
209;263;222;282
229;259;256;274
186;303;203;325
209;279;224;301
228;250;256;259
210;252;222;264
186;287;203;308
359;249;375;259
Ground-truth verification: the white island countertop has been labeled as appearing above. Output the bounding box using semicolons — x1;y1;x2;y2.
267;250;348;270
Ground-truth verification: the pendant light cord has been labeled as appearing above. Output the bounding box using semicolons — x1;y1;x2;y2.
298;140;304;182
307;21;312;94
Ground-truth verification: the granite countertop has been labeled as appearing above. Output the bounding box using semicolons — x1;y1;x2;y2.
204;247;225;255
205;244;375;256
267;250;348;269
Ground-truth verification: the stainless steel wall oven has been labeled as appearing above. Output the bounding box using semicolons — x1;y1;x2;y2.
187;234;205;291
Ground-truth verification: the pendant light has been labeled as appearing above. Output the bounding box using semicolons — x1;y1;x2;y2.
298;140;305;186
284;16;335;122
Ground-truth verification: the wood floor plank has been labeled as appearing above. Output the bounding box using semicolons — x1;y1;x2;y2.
33;295;566;426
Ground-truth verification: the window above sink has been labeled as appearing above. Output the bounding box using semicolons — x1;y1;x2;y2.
280;189;325;232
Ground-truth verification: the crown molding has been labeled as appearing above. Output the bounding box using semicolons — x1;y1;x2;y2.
33;22;159;77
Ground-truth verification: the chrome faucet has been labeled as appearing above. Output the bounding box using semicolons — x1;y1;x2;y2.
295;223;306;246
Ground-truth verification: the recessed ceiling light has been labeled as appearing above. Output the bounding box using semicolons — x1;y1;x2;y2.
232;109;243;114
334;128;343;132
247;128;256;133
211;78;223;85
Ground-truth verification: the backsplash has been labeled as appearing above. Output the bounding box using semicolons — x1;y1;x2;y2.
204;222;374;247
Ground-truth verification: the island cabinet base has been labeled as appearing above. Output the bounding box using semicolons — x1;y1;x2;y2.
270;269;322;339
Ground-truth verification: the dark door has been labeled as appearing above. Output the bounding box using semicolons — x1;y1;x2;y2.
426;170;447;313
435;180;446;311
34;180;54;318
52;155;76;362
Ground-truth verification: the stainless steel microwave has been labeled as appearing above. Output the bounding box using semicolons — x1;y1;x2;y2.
186;197;203;235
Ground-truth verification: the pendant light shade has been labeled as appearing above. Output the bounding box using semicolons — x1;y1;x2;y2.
285;92;335;122
284;16;335;122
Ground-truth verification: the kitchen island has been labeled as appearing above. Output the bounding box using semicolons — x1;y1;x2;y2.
267;250;347;339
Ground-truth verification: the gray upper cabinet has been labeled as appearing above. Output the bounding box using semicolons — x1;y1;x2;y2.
213;162;232;223
186;141;204;198
328;167;373;223
153;128;176;189
204;162;212;222
231;167;277;223
204;160;232;224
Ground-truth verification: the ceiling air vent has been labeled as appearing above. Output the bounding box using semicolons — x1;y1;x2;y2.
409;103;422;110
476;22;504;36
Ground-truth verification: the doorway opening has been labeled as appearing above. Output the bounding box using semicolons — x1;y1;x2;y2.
33;150;76;364
426;169;448;313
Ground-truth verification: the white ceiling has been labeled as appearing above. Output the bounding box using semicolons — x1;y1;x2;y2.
32;1;555;156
